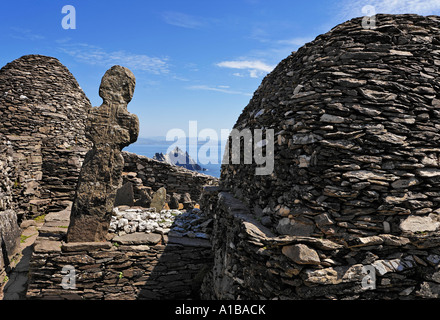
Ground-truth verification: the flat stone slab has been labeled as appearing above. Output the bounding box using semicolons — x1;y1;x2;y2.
43;221;70;228
400;215;440;233
62;241;112;252
33;240;62;253
112;232;162;245
166;236;211;248
45;202;72;222
38;226;68;236
114;182;134;206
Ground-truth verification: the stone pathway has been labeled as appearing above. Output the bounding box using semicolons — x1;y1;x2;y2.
0;202;71;300
0;218;42;300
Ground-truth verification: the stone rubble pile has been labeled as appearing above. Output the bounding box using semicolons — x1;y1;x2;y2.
109;206;212;240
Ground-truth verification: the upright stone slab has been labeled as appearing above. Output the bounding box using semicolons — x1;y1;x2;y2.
67;66;139;242
114;182;135;207
150;187;166;212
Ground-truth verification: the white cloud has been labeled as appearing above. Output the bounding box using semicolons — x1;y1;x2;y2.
187;84;252;96
217;60;274;72
216;60;275;78
338;0;440;20
277;36;315;46
10;27;45;41
162;11;205;29
59;43;169;75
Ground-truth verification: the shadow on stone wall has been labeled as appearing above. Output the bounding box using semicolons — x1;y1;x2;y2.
135;230;213;300
102;207;214;300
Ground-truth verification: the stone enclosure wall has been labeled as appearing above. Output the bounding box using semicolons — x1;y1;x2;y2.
0;137;21;281
122;151;218;206
26;205;213;300
201;187;440;299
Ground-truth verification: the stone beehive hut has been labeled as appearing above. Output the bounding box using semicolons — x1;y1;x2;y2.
222;13;440;239
0;55;92;217
203;14;440;299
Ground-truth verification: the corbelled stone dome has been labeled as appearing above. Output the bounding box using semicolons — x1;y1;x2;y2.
0;55;92;216
221;13;440;242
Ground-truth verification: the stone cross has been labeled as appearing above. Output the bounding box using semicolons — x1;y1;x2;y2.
67;65;139;242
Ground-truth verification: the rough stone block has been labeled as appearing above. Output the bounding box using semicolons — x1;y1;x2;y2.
282;244;320;265
112;232;162;245
114;182;134;207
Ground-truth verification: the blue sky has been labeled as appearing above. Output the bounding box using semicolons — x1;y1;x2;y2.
1;0;440;138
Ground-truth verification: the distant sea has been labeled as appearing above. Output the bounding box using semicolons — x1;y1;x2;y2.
123;143;223;178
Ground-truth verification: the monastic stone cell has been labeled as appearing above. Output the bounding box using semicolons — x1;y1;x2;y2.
221;14;440;241
0;55;92;217
205;14;440;300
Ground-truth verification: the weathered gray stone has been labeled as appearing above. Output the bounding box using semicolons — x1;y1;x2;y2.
416;168;440;178
290;133;322;145
112;232;162;245
391;177;419;189
150;187;167;212
320;114;345;124
61;242;112;252
342;170;395;181
379;234;410;246
166;236;211;248
169;193;180;209
67;66;139;242
33;240;62;253
276;217;315;236
303;264;365;285
114;182;135;207
282;244;320;265
348;236;384;247
416;282;440;298
0;210;21;266
400;215;440;233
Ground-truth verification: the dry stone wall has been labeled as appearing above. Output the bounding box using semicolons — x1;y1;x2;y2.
201;187;440;299
210;14;440;299
26;204;213;300
0;55;92;218
0;136;21;278
221;14;440;241
122;151;219;204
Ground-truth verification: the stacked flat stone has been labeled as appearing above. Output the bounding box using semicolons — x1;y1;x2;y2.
122;151;219;203
221;14;440;240
109;206;211;239
207;14;440;299
27;203;213;300
0;136;21;276
0;55;92;217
